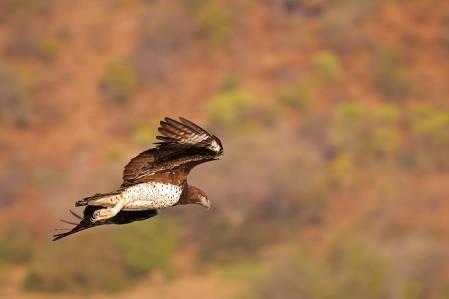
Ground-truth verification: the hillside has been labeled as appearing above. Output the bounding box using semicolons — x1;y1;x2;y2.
1;1;449;298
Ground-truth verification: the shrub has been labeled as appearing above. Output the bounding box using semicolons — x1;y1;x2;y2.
0;66;30;126
100;59;138;103
220;72;240;91
408;105;449;146
131;121;158;147
373;49;411;101
207;89;258;130
0;224;33;264
37;36;60;62
104;144;125;162
243;237;390;299
24;218;180;293
314;50;342;82
369;104;402;155
113;218;180;276
192;0;234;47
24;232;131;293
328;152;357;189
243;231;449;299
406;104;449;169
329;102;402;162
278;80;311;112
219;261;267;282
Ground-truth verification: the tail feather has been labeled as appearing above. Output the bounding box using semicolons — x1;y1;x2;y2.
75;191;121;207
52;207;158;241
53;207;102;241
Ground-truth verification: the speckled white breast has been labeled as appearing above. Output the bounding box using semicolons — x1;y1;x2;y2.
121;182;183;210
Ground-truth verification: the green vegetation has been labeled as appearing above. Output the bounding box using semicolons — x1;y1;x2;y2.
406;104;449;169
101;59;138;104
191;1;234;47
0;224;33;264
208;89;258;130
408;104;449;146
314;50;343;82
326;101;449;173
329;102;401;162
243;238;389;299
131;121;158;147
328;152;357;188
24;219;180;293
104;144;125;162
325;101;407;187
278;80;311;112
219;261;267;282
24;233;130;293
243;234;449;299
374;49;411;101
1;1;449;297
220;72;240;92
37;36;60;63
113;218;180;276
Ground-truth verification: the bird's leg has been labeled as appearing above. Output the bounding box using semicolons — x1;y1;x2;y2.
90;199;125;222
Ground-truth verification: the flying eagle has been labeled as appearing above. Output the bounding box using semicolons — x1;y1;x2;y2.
53;117;223;241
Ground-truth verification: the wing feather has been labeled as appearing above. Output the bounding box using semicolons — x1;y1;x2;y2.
156;117;222;152
179;117;209;134
121;117;223;187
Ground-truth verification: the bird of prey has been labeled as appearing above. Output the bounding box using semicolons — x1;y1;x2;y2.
53;117;223;241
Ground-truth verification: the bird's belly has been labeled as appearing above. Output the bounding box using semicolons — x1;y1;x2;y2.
121;182;183;210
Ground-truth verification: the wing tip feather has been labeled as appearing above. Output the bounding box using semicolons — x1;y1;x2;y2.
155;117;222;153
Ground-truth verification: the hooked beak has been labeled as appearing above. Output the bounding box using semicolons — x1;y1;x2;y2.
203;200;211;209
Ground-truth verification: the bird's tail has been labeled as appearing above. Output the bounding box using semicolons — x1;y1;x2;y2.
75;190;121;207
53;207;159;241
52;206;103;241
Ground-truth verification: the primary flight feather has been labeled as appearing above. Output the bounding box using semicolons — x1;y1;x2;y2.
53;117;223;241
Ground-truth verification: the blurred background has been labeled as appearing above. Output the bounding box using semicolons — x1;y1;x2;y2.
1;0;449;298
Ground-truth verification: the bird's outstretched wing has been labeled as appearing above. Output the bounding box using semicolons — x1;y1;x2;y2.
155;117;222;152
52;207;158;241
121;117;223;188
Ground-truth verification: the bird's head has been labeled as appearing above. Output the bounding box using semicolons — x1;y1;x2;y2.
197;193;211;209
184;186;211;209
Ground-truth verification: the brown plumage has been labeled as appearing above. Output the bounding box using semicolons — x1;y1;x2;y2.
53;117;223;241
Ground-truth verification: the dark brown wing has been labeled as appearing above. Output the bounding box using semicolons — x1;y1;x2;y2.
52;207;158;241
156;117;222;152
121;148;158;186
121;117;223;188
